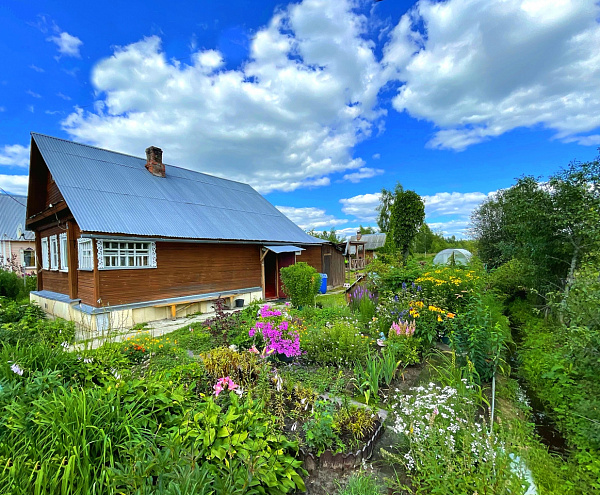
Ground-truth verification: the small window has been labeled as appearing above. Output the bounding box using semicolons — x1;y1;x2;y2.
78;239;93;271
22;248;35;268
41;237;49;270
99;240;156;269
50;235;58;270
59;233;68;271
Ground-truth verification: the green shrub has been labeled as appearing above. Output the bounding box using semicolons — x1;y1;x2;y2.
300;320;373;366
182;393;306;494
488;258;533;300
280;262;322;308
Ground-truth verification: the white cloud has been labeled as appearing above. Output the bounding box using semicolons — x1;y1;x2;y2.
26;90;41;98
423;191;495;217
0;145;30;168
383;0;600;149
62;0;387;193
429;219;471;237
57;92;71;101
342;167;384;183
340;192;381;221
0;174;28;195
29;64;44;72
28;105;34;113
372;153;380;159
275;205;347;230
48;31;83;58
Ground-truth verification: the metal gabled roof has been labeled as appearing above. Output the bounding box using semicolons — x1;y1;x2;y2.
345;233;386;255
31;133;322;245
0;194;34;241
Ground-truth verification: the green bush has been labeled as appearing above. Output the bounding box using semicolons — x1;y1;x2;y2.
0;301;75;348
300;320;373;366
280;262;321;308
488;258;533;300
182;393;306;494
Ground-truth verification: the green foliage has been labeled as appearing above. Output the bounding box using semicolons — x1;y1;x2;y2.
512;294;600;489
0;301;75;348
303;400;344;456
280;262;322;308
471;155;600;296
449;293;509;382
200;347;265;387
380;183;425;260
183;393;306;494
306;227;345;243
336;472;385;495
0;269;32;301
488;258;534;301
385;335;421;366
300;320;373;366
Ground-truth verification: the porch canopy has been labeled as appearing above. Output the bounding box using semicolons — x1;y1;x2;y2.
264;245;305;254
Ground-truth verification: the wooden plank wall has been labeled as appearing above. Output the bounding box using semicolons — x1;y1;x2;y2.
299;245;322;272
322;244;345;288
38;224;69;295
98;243;262;306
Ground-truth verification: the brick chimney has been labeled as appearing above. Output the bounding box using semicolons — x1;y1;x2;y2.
356;230;362;241
145;146;165;178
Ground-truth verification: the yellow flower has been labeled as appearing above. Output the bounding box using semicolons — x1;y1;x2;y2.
437;315;443;322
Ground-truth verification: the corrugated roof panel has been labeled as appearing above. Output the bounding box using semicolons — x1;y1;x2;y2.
0;194;35;241
265;245;304;253
33;134;322;244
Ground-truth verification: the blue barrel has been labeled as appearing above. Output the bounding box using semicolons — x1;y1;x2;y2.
319;273;328;294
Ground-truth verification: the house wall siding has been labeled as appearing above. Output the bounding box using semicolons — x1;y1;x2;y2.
97;242;263;307
38;224;69;295
299;245;322;273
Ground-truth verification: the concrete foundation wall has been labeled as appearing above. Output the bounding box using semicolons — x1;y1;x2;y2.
31;289;263;340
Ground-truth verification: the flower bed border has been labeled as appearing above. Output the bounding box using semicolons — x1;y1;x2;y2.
299;416;384;472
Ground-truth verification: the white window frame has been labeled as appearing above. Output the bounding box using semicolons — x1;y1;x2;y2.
59;233;68;272
78;238;93;271
41;237;49;270
97;239;157;270
49;235;58;271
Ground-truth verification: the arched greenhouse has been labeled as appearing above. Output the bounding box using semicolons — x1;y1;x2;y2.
433;248;472;266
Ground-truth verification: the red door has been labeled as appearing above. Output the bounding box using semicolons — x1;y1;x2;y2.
277;252;295;298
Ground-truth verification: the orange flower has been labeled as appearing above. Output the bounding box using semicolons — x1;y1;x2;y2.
446;313;455;319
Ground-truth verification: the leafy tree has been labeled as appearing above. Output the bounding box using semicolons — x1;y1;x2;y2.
379;183;425;261
307;228;345;243
358;225;376;234
376;184;401;233
471;155;600;297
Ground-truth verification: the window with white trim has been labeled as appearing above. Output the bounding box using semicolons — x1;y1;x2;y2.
41;238;49;270
100;240;156;269
78;239;93;271
49;235;58;270
59;233;68;271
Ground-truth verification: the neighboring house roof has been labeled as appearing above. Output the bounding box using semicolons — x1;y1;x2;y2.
31;133;322;245
0;194;35;241
345;233;386;255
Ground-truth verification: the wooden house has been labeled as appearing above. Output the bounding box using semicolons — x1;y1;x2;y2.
0;194;36;275
25;133;332;331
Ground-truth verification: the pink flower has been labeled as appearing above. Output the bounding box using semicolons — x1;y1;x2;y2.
248;345;259;354
214;376;239;396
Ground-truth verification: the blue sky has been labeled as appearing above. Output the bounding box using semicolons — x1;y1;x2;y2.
1;0;599;238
